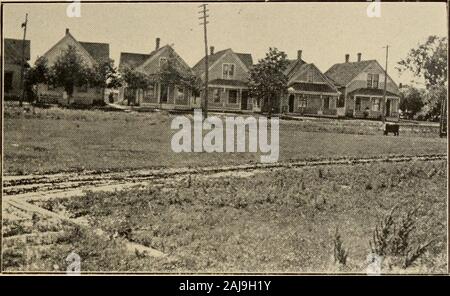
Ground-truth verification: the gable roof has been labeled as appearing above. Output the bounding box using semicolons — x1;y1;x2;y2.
42;31;109;66
192;48;253;74
79;41;109;64
290;82;339;94
137;45;192;74
325;60;376;86
120;44;193;76
119;52;152;70
348;87;399;97
4;38;30;64
288;63;340;94
285;58;307;78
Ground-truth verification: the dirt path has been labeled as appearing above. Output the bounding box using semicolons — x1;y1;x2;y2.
4;153;447;201
2;153;447;262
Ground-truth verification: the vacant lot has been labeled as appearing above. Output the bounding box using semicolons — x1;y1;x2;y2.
3;160;446;273
3;106;447;175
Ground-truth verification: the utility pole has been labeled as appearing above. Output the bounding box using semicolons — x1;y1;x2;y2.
198;4;209;118
381;45;389;124
19;13;28;107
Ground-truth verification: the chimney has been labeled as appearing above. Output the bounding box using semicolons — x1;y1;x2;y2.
155;38;160;50
345;54;350;63
65;28;70;35
357;53;362;62
297;50;302;60
210;46;215;55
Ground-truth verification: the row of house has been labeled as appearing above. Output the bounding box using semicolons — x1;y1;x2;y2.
4;38;31;100
4;29;401;120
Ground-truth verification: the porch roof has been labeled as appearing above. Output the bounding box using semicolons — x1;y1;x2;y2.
289;82;339;94
209;79;248;88
348;88;399;98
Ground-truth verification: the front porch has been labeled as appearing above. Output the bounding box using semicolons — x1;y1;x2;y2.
284;92;340;117
124;82;198;109
352;95;400;121
206;85;254;112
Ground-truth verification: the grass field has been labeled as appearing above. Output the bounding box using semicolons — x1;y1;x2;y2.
3;105;447;175
2;105;447;273
3;160;446;273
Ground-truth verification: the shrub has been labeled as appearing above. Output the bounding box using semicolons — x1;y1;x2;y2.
369;204;434;269
333;228;348;266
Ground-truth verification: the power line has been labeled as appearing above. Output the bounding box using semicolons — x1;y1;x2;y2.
198;4;209;119
20;13;28;107
381;45;389;124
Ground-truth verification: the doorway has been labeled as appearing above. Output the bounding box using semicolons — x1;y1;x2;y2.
5;72;13;92
288;94;295;113
241;90;248;110
385;99;391;116
160;84;168;103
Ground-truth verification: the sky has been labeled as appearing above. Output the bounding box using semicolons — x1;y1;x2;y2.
3;2;448;85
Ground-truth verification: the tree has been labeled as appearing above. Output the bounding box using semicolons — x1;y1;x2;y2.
24;56;49;102
121;67;151;105
397;36;447;120
248;47;289;117
399;86;425;119
425;84;447;121
397;36;447;88
154;51;201;94
88;58;122;103
120;50;201;105
51;45;91;104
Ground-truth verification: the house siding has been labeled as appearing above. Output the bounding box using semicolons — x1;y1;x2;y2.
197;49;253;112
282;63;340;117
4;64;23;98
332;61;401;120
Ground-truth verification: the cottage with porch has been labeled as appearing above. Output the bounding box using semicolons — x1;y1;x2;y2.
38;28;109;105
192;47;254;112
4;38;30;100
118;38;198;110
281;50;341;117
325;53;401;121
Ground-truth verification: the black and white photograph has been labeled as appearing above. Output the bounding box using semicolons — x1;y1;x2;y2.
1;0;448;277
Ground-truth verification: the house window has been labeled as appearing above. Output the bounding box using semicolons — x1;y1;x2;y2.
372;97;380;111
5;72;13;92
373;74;379;88
337;94;345;107
323;97;330;109
222;63;235;79
177;87;185;101
148;84;156;97
48;83;55;91
367;74;380;88
298;98;307;108
228;89;238;104
367;74;372;88
159;57;168;68
355;97;362;111
78;84;88;93
307;70;314;82
213;89;221;103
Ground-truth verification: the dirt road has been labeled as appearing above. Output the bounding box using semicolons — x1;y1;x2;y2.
4;153;447;201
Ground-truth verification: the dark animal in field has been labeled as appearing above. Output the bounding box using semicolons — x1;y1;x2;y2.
384;123;400;136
